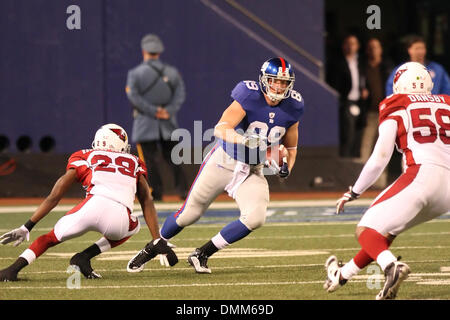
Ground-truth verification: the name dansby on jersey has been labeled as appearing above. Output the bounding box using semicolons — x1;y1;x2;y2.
219;80;305;164
67;149;147;210
379;93;450;170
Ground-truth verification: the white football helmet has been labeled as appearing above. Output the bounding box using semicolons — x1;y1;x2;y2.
92;123;131;153
393;62;433;94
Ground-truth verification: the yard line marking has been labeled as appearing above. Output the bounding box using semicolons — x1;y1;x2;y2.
0;277;439;290
417;280;450;285
3;230;447;242
0;199;376;214
1;281;327;290
17;265;450;275
3;219;450;234
20;264;323;274
41;248;330;261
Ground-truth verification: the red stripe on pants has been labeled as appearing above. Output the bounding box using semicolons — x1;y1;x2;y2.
65;194;93;216
107;236;131;248
370;165;420;208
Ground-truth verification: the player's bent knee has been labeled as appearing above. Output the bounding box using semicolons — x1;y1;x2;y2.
355;226;366;239
241;212;266;230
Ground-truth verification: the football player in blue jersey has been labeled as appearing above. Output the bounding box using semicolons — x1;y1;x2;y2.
127;57;305;273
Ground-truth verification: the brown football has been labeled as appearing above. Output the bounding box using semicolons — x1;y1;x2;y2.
266;144;288;166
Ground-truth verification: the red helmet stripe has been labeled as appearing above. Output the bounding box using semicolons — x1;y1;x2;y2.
279;57;286;72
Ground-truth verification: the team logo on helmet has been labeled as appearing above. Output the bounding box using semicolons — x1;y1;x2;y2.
110;128;127;142
259;57;295;102
393;68;406;84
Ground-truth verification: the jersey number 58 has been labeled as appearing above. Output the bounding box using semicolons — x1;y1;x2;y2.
410;107;450;144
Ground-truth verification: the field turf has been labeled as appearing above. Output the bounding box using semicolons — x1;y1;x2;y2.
1;200;450;301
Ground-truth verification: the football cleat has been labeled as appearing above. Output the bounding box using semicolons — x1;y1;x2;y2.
376;261;411;300
0;267;19;282
70;252;102;279
187;249;211;274
324;255;347;292
127;247;152;273
127;239;178;272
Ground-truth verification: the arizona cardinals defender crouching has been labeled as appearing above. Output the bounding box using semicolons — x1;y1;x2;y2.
0;124;177;281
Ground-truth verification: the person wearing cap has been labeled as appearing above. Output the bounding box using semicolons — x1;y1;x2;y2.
126;34;188;201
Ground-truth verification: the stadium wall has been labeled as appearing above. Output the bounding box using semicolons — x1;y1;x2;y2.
0;0;342;196
0;0;338;154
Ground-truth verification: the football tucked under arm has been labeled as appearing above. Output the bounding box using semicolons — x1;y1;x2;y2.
265;144;290;178
266;144;288;166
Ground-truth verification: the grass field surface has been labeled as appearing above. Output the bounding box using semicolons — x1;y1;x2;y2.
1;199;450;301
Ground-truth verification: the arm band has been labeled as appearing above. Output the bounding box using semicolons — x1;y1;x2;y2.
24;219;36;232
214;121;229;129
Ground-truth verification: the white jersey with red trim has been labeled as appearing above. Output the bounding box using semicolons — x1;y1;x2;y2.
379;93;450;170
66;149;147;210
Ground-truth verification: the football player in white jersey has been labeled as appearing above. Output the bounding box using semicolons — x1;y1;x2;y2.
0;124;177;281
323;62;450;299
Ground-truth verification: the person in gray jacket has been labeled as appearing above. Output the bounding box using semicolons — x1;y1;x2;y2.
126;34;188;201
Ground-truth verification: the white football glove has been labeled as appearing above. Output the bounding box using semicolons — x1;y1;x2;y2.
264;159;281;175
159;241;176;267
242;133;266;149
335;186;360;215
0;225;30;247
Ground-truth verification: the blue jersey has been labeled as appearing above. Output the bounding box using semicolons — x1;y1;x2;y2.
219;80;305;164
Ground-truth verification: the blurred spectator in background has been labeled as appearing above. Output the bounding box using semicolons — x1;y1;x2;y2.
126;34;188;201
386;35;450;95
327;34;368;158
360;38;393;162
360;38;394;188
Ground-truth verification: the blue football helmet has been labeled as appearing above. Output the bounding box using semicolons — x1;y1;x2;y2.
259;57;295;101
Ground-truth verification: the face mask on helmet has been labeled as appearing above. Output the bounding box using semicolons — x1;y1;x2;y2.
259;57;295;102
92;124;131;153
393;62;434;95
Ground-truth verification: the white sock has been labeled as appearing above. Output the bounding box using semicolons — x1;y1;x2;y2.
211;233;229;250
19;249;36;264
95;237;112;253
376;250;397;271
340;259;361;280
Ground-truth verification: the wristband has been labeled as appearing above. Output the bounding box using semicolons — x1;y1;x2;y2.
24;219;36;232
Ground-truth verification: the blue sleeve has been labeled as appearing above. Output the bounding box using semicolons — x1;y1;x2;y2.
428;62;450;95
294;100;305;122
440;68;450;95
385;69;395;96
231;81;253;109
